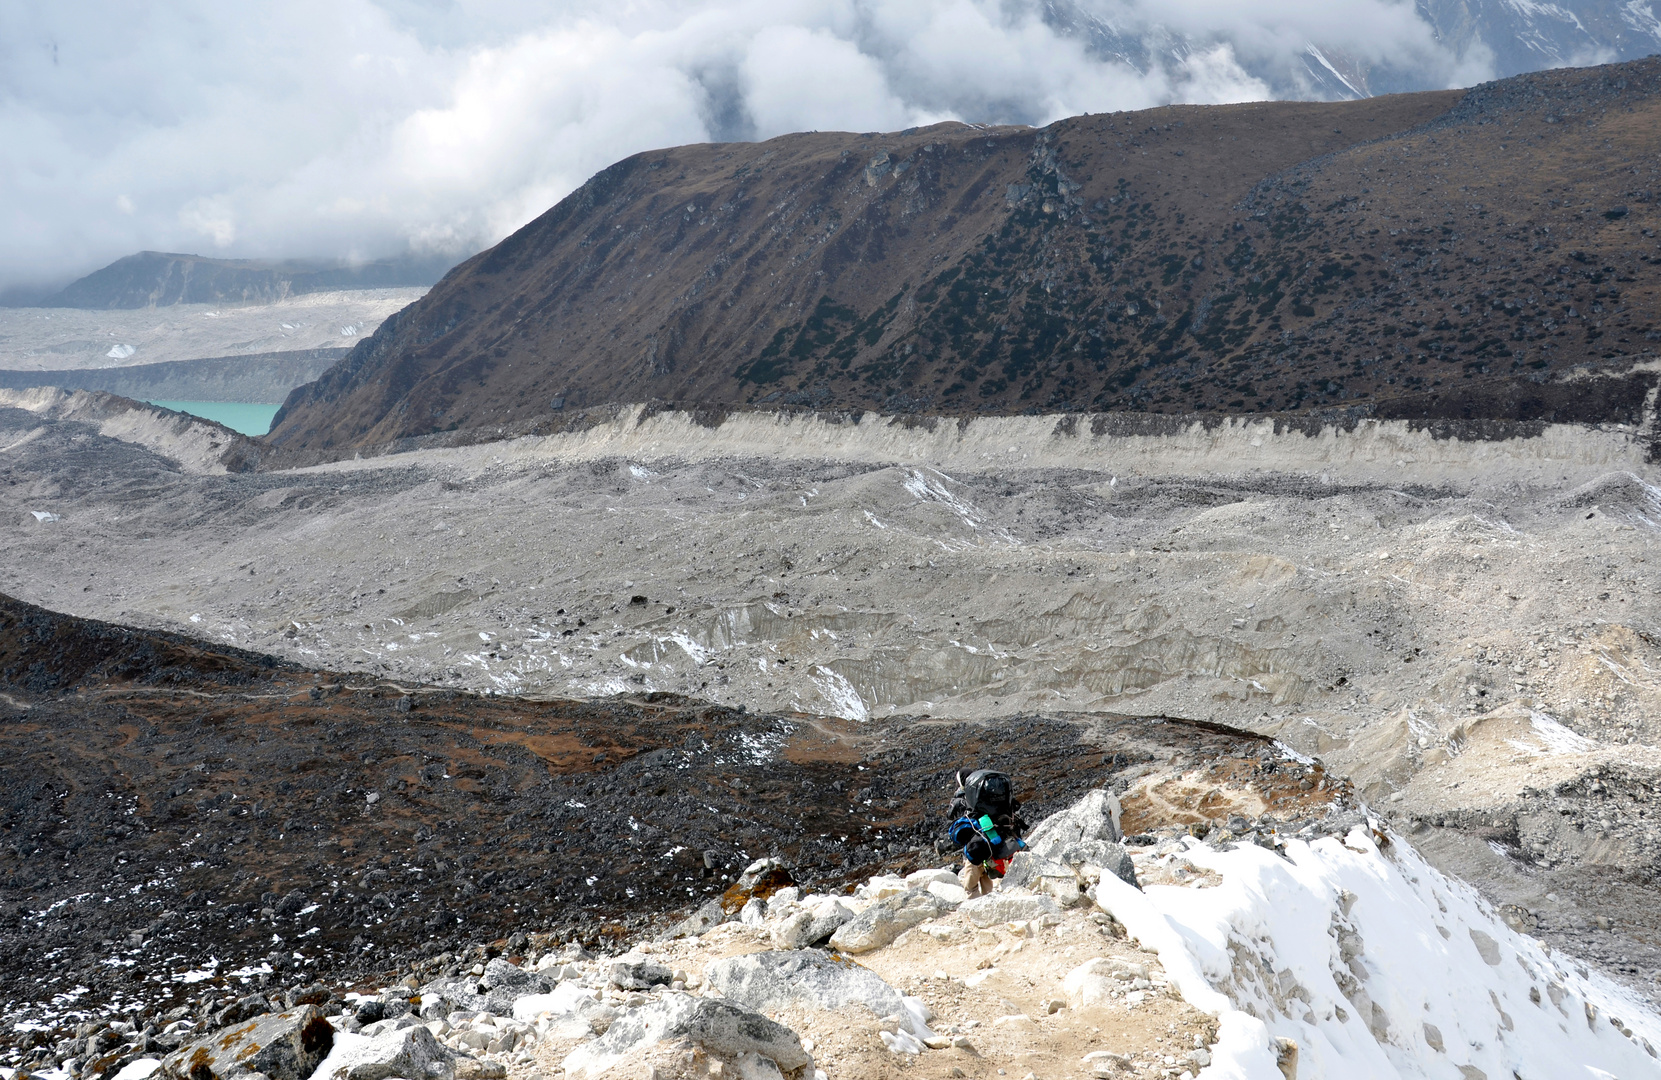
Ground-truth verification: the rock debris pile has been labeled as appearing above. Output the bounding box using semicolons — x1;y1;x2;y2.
2;585;1324;1051
11;780;1660;1080
8;588;1660;1076
8;790;1235;1080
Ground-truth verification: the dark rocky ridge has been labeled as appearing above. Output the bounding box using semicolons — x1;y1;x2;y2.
0;591;1333;1058
266;59;1661;462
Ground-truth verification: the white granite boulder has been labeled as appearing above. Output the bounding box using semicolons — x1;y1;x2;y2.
561;996;810;1080
704;950;906;1019
829;890;949;954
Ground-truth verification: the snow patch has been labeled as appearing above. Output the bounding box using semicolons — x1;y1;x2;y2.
306;1030;368;1080
809;664;870;722
512;981;599;1020
1304;45;1362;97
110;1059;161;1080
902;467;1015;542
1623;0;1661;40
1507;710;1598;755
172;961;220;984
1094;827;1661;1078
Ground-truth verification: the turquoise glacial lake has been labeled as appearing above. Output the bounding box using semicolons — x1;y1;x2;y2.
145;400;281;436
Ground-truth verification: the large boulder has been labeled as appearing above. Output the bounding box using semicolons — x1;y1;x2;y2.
350;1000;410;1027
998;851;1087;906
418;958;552;1016
480;957;547;997
309;1025;461;1080
668;897;727;938
904;868;960;889
771;898;856;950
704;950;905;1019
159;1007;333;1080
1052;839;1139;889
608;956;673;990
213;995;276;1028
415;978;485;1014
562;996;811;1079
1026;789;1123;851
1061;958;1117;1007
960;892;1061;927
828;890;948;954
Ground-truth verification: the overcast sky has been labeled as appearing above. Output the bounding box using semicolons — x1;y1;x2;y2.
0;0;1495;292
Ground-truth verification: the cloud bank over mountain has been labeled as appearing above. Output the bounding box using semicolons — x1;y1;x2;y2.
0;0;1643;291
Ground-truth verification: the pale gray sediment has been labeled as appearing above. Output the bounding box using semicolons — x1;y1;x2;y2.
3;398;1660;999
0;348;347;405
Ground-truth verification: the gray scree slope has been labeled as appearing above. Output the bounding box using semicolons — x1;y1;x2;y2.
2;400;1660;999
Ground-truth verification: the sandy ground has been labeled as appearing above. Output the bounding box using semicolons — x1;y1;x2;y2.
3;398;1660;1000
0;288;425;370
521;906;1217;1080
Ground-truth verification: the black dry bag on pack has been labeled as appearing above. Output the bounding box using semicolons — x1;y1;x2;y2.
961;769;1015;821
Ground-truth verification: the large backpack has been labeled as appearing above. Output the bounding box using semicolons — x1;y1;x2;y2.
960;769;1016;824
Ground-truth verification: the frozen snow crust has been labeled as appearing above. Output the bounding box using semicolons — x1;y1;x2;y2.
1106;822;1661;1078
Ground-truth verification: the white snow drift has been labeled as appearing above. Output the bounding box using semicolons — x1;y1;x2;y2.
1103;823;1661;1078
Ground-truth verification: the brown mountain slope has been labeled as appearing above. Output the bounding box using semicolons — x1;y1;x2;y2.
267;59;1661;459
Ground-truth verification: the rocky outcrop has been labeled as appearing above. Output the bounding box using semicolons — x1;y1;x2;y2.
311;1025;460;1080
158;1007;333;1080
560;996;811;1080
828;890;951;954
1011;788;1140;895
960;892;1062;928
704;950;906;1018
1026;789;1123;848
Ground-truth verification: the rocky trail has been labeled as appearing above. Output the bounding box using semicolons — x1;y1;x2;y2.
0;591;1340;1074
8;733;1660;1080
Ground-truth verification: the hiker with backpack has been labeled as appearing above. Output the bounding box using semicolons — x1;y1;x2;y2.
938;768;1029;897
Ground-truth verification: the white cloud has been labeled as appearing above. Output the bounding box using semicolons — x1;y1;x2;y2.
179;196;237;248
741;26;914;136
0;0;1506;293
1175;44;1273;104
